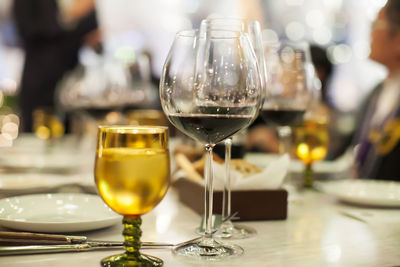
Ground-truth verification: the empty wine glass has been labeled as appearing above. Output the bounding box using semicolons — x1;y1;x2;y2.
160;29;262;260
200;18;266;239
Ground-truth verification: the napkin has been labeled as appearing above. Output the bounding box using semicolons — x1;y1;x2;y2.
175;154;290;191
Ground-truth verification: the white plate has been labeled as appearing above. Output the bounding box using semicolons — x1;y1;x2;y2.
0;173;96;196
0;173;75;196
0;151;94;172
0;193;121;233
316;179;400;207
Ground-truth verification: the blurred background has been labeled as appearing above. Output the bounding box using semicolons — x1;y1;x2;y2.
0;0;389;148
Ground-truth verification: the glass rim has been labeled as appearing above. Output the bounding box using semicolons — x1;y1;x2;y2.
176;29;245;39
202;17;261;27
98;125;168;133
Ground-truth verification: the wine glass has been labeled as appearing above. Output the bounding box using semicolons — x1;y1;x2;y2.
261;41;312;146
160;29;262;259
200;18;266;239
94;125;170;266
293;88;329;188
260;40;313;193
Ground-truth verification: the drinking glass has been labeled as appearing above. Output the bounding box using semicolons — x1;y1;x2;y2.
292;90;329;188
200;18;266;239
33;107;65;142
260;40;313;194
94;126;170;266
261;41;313;150
160;29;262;259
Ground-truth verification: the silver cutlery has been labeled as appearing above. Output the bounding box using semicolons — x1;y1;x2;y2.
0;231;173;256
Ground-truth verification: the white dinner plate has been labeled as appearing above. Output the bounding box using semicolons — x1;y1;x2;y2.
0;173;77;196
316;179;400;207
0;193;121;233
0;173;97;196
0;151;94;172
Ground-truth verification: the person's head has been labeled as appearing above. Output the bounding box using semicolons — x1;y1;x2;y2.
370;0;400;74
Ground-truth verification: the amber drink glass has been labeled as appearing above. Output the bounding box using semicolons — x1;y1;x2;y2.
95;125;170;266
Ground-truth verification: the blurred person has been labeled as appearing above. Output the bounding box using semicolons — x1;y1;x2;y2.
354;0;400;180
13;0;100;132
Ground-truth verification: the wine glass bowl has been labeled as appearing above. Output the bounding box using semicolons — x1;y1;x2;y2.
260;41;313;156
200;18;267;95
160;29;262;259
94;125;170;266
261;41;312;124
162;30;260;145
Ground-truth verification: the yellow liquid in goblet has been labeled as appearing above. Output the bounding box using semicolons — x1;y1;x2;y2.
294;119;328;165
95;147;170;216
33;108;65;140
94;126;170;267
293;119;328;188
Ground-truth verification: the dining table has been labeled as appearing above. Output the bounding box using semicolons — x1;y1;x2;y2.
1;188;400;267
0;135;399;266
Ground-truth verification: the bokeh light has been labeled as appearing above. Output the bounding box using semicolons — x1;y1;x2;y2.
0;78;17;95
262;29;279;43
313;27;332;45
285;21;305;41
0;112;20;146
306;9;325;28
285;0;304;6
327;44;353;64
2;122;18;139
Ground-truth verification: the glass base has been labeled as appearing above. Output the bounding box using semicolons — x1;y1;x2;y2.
173;236;243;261
101;253;163;267
214;221;257;239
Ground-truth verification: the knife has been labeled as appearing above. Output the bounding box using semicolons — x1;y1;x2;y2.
0;232;173;256
0;241;175;256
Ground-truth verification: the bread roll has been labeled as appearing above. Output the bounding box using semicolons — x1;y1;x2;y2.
230;159;262;177
192;154;261;177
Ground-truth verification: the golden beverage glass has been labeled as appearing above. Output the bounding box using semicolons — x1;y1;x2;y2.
293;119;329;188
33;107;65;141
95;125;170;266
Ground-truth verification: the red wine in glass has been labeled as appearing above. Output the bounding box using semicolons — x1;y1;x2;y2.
260;108;305;127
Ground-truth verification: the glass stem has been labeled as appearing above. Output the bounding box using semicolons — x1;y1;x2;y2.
122;216;142;260
278;126;292;155
304;163;313;188
222;138;232;222
204;144;215;239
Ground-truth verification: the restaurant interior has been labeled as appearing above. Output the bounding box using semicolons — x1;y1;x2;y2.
0;0;399;266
